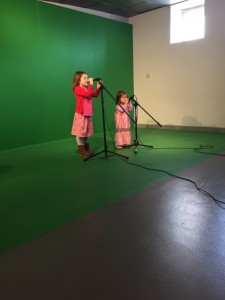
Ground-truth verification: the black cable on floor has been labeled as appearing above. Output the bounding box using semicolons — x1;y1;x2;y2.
103;122;225;209
138;135;225;155
118;154;225;210
193;145;225;156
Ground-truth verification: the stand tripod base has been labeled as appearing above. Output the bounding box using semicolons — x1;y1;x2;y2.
84;149;129;161
131;139;153;154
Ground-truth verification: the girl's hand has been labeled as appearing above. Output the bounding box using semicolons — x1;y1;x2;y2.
97;81;102;89
88;78;94;85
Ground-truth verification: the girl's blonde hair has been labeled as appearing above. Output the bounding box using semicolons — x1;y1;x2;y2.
72;71;87;89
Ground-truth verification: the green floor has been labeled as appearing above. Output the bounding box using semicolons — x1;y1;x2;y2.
1;128;225;253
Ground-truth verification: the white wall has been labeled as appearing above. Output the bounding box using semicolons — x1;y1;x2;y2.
129;0;225;129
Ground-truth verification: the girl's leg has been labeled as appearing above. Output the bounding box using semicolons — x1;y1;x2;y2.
76;136;84;145
83;137;94;155
76;136;90;157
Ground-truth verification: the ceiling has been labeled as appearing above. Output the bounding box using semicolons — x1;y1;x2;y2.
42;0;188;18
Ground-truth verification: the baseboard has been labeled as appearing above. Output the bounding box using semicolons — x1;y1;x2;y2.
137;124;225;133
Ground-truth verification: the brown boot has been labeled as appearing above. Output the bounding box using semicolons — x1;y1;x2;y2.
78;145;91;157
84;142;94;155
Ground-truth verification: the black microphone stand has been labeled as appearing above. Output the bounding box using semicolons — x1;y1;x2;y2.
130;95;162;154
84;83;129;161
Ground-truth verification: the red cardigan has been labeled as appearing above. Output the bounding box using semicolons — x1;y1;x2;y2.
73;85;100;114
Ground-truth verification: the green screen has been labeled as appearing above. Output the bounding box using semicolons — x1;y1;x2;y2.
0;0;133;150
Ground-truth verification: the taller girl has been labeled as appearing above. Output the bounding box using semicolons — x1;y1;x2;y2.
71;71;101;157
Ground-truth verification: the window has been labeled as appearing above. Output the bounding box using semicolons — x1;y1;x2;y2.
170;0;205;44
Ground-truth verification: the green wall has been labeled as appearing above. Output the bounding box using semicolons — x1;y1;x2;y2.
0;0;133;150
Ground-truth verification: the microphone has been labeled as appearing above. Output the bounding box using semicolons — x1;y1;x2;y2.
129;95;135;100
93;78;102;81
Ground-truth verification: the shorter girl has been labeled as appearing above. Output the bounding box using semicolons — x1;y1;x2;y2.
115;91;133;149
71;71;101;157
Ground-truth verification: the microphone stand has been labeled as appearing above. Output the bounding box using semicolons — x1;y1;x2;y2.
130;95;162;154
84;83;129;161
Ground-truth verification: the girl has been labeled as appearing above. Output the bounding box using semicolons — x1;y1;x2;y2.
115;91;133;149
71;71;101;157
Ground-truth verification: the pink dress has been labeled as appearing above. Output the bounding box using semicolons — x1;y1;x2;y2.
115;102;133;147
71;113;93;137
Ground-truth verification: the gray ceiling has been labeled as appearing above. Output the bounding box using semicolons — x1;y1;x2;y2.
42;0;188;18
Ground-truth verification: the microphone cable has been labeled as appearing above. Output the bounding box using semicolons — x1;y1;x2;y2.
118;154;225;210
98;99;225;209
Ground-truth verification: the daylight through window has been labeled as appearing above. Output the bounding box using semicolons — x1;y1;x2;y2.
170;0;205;44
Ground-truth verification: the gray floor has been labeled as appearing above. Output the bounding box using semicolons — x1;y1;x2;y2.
1;154;225;300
